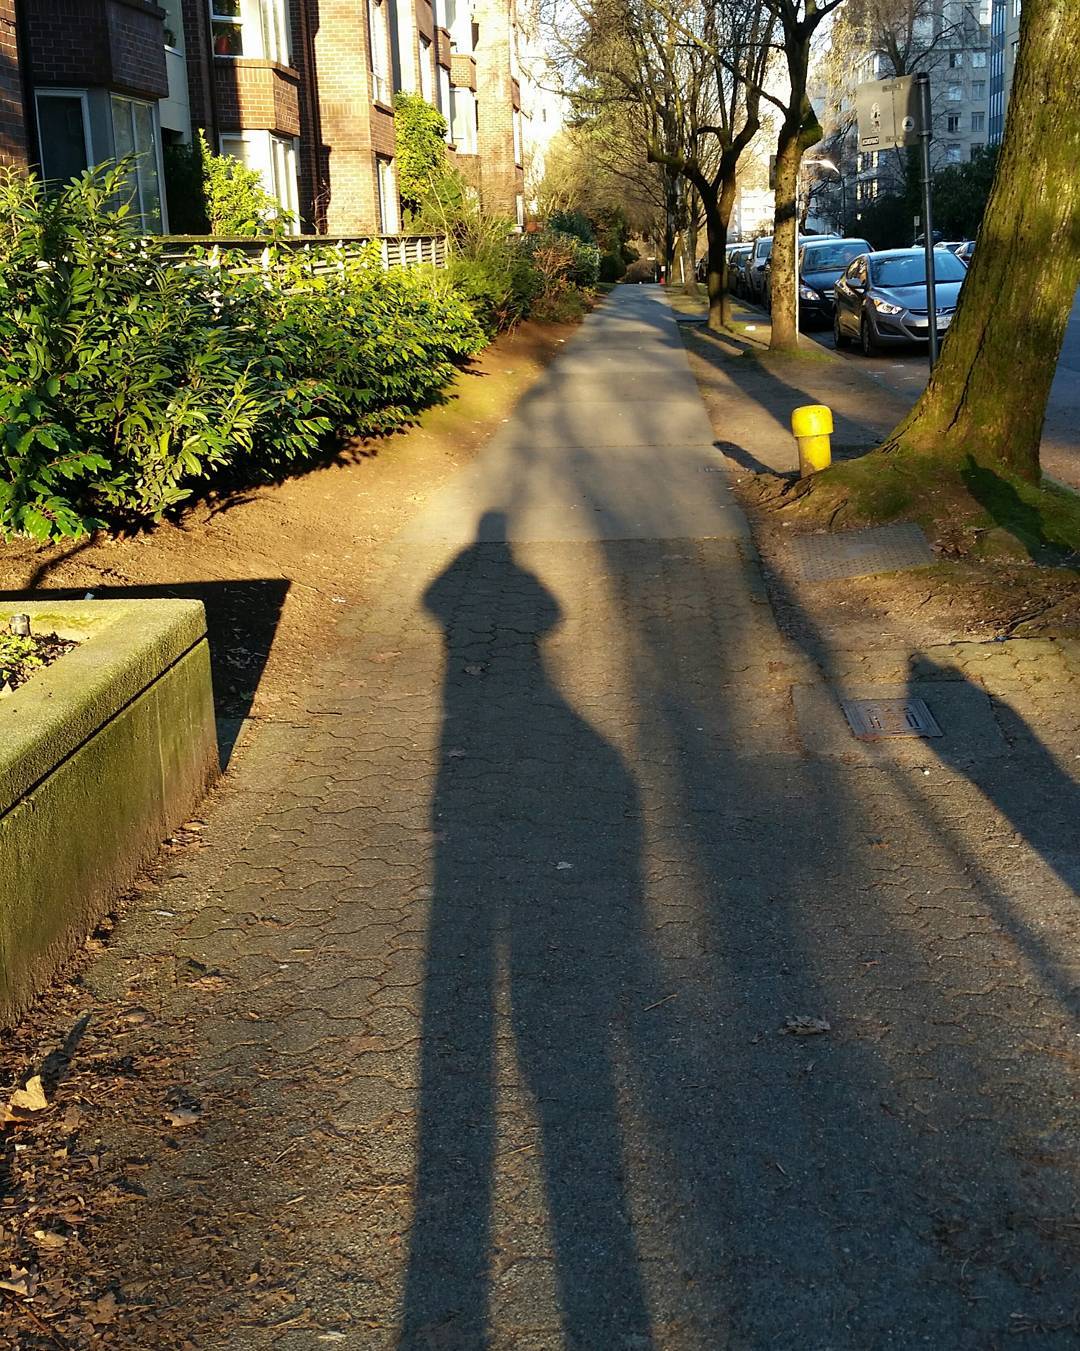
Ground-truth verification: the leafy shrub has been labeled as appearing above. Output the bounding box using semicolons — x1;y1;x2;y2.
199;131;292;236
598;251;626;283
624;257;657;283
548;209;595;244
0;633;43;687
162;138;210;234
0;164;483;540
445;213;542;334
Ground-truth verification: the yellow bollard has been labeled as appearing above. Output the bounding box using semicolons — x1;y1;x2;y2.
791;403;833;476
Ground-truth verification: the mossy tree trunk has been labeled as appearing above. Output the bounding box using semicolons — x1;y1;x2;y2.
767;17;825;353
883;0;1080;481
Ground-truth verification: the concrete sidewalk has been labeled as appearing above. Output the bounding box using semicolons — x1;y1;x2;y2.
63;287;1080;1348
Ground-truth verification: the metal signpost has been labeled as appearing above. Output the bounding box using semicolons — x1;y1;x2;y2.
855;72;939;369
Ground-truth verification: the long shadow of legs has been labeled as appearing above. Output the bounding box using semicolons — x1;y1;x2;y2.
910;655;1080;1013
401;513;652;1348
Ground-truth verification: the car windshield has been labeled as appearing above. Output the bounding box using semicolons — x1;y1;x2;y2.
802;242;867;271
871;252;967;286
757;240;772;259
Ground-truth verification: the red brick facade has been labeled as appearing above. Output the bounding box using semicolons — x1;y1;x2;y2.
214;61;300;138
24;0;167;100
6;0;530;234
0;0;26;166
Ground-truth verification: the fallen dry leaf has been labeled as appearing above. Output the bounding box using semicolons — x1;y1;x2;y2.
88;1290;118;1324
0;1266;38;1297
9;1074;48;1112
165;1106;202;1128
780;1016;831;1037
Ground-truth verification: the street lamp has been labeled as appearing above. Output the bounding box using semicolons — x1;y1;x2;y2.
804;157;845;236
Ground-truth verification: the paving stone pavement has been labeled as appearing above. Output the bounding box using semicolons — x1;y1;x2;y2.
91;288;1078;1349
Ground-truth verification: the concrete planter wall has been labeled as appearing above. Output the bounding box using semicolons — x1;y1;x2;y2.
0;601;218;1027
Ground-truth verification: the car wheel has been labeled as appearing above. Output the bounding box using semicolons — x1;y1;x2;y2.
860;314;879;357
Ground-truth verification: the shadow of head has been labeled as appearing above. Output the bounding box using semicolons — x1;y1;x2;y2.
422;510;562;643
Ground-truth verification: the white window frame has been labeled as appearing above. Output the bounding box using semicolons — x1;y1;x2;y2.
369;0;392;105
438;66;452;128
972;50;987;68
947;84;963;101
419;35;434;105
110;94;168;232
34;88;92;185
512;106;522;166
219;129;300;233
376;155;399;233
210;0;292;63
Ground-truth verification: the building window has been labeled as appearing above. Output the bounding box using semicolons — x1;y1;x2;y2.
947;113;960;132
449;86;476;153
512;106;522;166
972;50;987;67
949;51;962;67
438;66;452;127
971;110;985;131
1012;0;1021;15
211;0;243;55
111;96;165;231
947;84;962;101
515;193;524;227
210;1;292;62
972;79;985;98
419;36;434;104
369;0;392;104
376;155;399;232
35;90;91;186
161;0;184;48
220;130;299;231
970;142;984;159
946;143;962;163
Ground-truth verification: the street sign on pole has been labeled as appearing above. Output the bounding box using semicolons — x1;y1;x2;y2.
855;75;921;152
915;73;939;370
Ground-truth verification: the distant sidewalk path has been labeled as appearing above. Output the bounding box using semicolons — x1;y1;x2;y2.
67;286;1079;1348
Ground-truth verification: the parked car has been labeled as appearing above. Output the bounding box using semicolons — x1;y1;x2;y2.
790;237;872;325
936;241;966;255
726;243;752;294
745;236;773;303
833;246;969;355
953;239;976;263
760;234;846;313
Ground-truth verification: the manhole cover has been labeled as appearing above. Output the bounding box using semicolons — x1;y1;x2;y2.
841;697;942;741
791;522;935;581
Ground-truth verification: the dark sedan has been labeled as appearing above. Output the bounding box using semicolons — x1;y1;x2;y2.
833;247;968;355
796;237;872;324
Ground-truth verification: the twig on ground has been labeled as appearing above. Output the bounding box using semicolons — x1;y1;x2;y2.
0;1290;72;1350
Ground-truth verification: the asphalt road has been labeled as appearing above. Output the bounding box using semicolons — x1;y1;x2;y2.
802;286;1080;489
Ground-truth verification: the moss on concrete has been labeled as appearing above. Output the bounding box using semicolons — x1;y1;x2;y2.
0;602;218;1026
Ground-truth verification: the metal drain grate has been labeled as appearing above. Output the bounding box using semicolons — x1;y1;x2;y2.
791;522;935;582
841;697;942;741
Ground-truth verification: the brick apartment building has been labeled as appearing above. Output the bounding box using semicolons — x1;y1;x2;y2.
0;0;544;235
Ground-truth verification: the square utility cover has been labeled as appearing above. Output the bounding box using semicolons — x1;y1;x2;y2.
841;697;942;741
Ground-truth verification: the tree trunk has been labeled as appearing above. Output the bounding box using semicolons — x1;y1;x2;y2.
769;123;803;351
885;0;1080;480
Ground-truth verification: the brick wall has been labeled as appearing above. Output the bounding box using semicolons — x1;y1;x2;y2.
214;61;300;137
473;0;520;218
308;0;383;233
0;0;27;166
24;0;167;100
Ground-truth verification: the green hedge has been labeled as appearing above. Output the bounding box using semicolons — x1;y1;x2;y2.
0;165;484;541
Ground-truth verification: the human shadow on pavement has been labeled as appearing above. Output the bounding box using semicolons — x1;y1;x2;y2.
401;512;653;1348
911;656;1080;978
